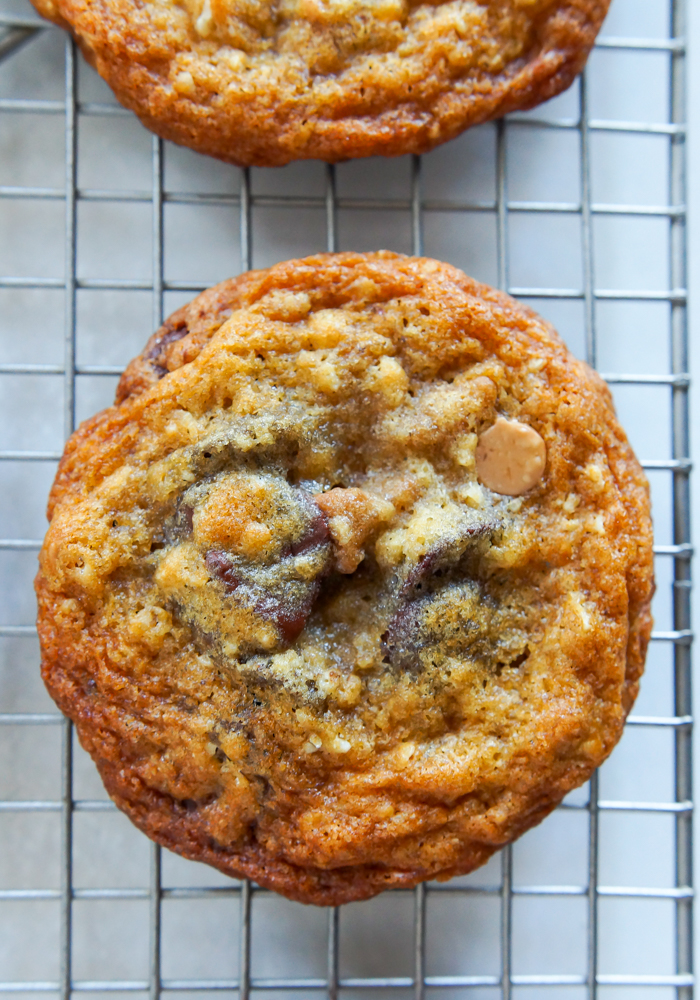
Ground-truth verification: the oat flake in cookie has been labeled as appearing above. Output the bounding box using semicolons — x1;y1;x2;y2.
31;0;610;167
36;252;653;905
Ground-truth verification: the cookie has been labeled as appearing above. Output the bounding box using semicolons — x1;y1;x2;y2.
36;252;653;905
31;0;609;167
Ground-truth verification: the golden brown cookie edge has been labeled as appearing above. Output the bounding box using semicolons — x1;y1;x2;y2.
36;252;654;905
30;0;609;166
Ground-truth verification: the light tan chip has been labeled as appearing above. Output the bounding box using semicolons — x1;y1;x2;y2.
475;417;546;496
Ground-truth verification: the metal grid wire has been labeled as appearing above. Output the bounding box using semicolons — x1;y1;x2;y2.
0;0;692;995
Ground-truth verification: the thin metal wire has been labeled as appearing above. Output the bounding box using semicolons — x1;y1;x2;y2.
410;154;422;257
578;66;600;1000
240;168;251;273
669;2;693;997
149;133;165;1000
413;882;426;1000
236;165;253;1000
0;368;691;386
495;115;513;1000
0;273;685;303
0;972;697;992
325;163;337;254
0;881;694;902
58;36;78;1000
0;881;693;903
410;155;424;1000
0;183;688;223
0;5;693;998
0;91;686;137
0;795;690;815
0;25;38;62
239;878;251;1000
327;903;339;1000
323;165;341;1000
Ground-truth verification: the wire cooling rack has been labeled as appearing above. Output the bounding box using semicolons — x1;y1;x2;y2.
0;0;692;996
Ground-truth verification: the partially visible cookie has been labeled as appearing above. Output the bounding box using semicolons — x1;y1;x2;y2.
37;252;653;905
31;0;609;166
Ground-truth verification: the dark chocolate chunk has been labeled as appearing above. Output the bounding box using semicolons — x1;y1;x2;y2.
382;582;483;672
179;476;333;651
380;599;426;672
145;323;189;361
205;550;242;593
147;323;190;378
382;515;498;672
290;490;330;556
205;537;328;645
400;515;497;600
180;503;194;533
164;500;194;546
254;582;322;642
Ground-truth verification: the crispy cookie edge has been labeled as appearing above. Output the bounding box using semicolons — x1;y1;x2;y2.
36;252;654;905
30;0;610;166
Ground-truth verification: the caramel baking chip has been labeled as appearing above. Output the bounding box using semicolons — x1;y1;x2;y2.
475;417;546;496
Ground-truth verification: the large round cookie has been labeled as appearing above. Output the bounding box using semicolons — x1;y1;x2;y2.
31;0;609;166
37;252;653;905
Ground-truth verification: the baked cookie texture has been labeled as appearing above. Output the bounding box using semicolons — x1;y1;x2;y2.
31;0;609;166
37;253;653;905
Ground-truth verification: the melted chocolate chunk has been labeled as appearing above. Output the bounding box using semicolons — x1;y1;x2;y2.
383;514;498;671
146;323;189;378
169;476;333;652
291;514;329;556
381;599;425;671
206;546;324;644
203;487;331;646
254;583;322;642
400;516;498;600
179;503;194;534
288;489;330;557
382;582;483;672
205;550;242;593
163;500;194;547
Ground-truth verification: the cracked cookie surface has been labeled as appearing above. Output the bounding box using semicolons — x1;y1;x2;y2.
36;252;653;905
30;0;609;166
